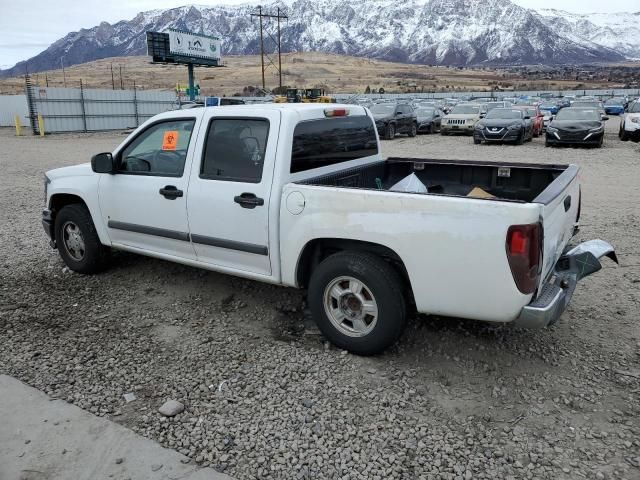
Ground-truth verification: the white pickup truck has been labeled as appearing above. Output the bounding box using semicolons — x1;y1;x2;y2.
42;104;617;355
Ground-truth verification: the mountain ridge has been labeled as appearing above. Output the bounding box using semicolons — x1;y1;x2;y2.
1;0;633;78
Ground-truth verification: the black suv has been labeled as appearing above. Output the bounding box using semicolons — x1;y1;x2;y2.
370;103;417;140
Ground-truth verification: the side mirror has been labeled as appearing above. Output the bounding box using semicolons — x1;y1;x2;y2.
91;152;115;174
395;111;402;116
524;116;531;120
602;116;609;121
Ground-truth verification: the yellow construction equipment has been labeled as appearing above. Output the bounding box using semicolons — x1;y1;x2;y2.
274;88;334;103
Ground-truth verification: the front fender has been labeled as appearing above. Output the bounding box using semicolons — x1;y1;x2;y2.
47;178;110;245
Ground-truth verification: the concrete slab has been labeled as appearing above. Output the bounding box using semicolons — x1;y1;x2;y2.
0;375;232;480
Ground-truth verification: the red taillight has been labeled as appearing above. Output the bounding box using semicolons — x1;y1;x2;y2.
324;108;348;117
506;223;542;294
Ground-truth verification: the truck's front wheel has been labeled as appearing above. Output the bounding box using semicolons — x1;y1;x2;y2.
308;252;407;355
54;204;110;274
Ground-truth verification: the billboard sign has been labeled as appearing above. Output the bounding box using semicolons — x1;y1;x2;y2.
168;29;221;62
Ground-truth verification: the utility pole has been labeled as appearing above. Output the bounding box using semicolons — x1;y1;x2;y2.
110;64;115;89
258;6;265;90
119;64;123;89
60;57;66;87
251;7;288;92
277;7;283;90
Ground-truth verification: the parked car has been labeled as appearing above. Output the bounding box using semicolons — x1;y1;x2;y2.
41;103;617;354
370;103;417;140
539;102;559;115
473;108;534;145
415;107;443;133
515;105;544;137
572;100;606;119
546;107;606;148
604;98;626;116
486;101;512;112
619;100;640;141
441;104;484;135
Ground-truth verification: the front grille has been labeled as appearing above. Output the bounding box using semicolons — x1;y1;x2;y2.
557;129;588;141
447;119;466;125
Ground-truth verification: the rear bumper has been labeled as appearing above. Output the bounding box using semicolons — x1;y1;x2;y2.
513;239;618;329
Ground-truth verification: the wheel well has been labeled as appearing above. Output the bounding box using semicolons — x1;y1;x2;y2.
296;238;414;302
49;194;88;239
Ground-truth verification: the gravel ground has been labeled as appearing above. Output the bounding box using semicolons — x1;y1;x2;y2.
1;119;639;480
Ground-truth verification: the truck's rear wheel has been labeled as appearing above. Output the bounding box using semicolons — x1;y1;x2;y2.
54;204;109;274
308;252;407;355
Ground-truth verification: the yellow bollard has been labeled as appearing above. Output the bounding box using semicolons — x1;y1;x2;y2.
14;115;22;136
37;114;45;136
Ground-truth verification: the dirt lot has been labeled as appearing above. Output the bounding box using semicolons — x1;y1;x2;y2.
1;118;639;480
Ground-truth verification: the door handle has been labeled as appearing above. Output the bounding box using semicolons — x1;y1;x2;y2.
564;195;571;212
159;185;183;200
234;192;264;209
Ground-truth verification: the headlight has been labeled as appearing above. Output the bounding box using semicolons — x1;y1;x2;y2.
466;119;475;124
474;123;484;130
546;126;558;133
630;117;640;124
508;124;521;130
589;126;604;133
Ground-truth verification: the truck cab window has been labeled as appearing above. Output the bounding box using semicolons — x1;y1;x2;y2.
119;119;195;177
200;118;270;183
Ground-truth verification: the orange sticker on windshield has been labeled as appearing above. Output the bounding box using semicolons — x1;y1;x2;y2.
162;131;178;150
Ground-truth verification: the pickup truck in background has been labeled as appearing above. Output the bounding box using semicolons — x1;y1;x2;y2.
42;104;617;355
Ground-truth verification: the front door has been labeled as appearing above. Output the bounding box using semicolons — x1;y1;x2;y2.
187;111;281;276
98;117;199;260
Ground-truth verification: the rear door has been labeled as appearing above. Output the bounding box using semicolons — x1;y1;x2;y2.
186;110;280;276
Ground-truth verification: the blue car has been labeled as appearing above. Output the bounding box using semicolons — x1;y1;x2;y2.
539;103;559;115
604;98;625;116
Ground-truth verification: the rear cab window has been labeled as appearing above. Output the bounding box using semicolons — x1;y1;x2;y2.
290;115;378;173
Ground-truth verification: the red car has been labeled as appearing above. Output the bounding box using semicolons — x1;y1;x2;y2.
515;105;544;137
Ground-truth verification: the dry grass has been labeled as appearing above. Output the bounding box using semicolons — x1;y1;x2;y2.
0;52;624;96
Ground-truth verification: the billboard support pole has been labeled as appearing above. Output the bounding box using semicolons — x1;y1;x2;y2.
188;63;195;101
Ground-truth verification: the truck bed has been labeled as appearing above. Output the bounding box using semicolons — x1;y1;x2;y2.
297;158;577;204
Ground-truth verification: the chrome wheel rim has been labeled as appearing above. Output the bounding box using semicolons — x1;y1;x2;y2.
323;276;378;337
62;221;85;261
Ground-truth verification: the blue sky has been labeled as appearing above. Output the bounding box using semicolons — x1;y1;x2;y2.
0;0;634;69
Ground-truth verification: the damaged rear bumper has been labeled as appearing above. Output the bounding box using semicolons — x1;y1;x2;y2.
513;240;618;329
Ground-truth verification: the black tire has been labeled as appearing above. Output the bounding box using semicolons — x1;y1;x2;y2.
440;130;448;136
308;251;407;356
54;204;110;274
408;123;417;137
515;131;524;145
473;137;481;145
595;136;603;148
385;123;395;140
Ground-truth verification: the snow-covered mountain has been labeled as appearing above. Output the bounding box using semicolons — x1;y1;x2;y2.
535;9;640;60
1;0;632;78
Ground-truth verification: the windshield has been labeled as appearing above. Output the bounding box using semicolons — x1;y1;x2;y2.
370;104;395;115
485;109;522;120
573;101;601;109
628;102;640;113
605;98;624;105
416;108;435;116
555;108;601;121
451;105;479;115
